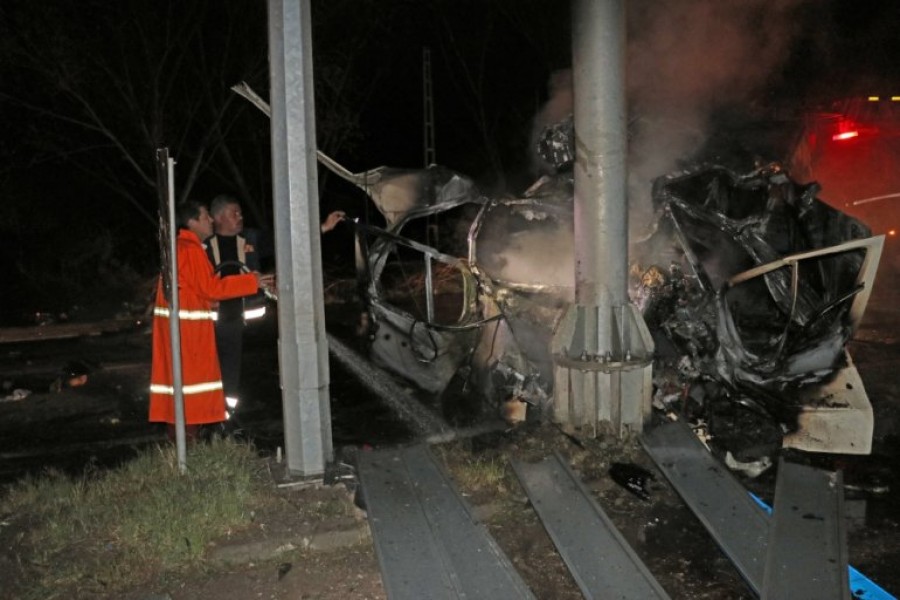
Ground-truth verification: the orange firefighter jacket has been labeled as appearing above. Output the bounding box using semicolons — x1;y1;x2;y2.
149;229;259;425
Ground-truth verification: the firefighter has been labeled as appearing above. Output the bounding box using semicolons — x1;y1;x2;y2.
149;199;274;441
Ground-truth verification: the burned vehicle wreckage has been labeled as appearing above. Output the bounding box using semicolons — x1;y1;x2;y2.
333;123;883;463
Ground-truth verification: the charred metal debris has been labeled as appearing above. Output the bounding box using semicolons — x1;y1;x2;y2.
634;164;882;459
337;131;882;461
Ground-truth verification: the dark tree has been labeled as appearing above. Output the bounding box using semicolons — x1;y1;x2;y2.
0;0;395;227
0;0;391;318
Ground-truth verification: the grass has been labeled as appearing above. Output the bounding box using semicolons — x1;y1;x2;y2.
436;443;514;498
0;437;270;598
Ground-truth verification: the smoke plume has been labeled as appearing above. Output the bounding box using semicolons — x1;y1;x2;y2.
626;0;809;227
529;0;811;232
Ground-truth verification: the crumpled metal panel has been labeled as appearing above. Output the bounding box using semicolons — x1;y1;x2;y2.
359;171;574;410
346;161;496;398
368;297;479;394
636;163;882;442
536;114;575;172
715;236;883;392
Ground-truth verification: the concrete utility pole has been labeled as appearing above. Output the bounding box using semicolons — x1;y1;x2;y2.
268;0;333;475
551;0;654;436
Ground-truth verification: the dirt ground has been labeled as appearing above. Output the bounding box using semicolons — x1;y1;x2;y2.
8;424;755;600
1;291;899;599
64;417;900;600
3;416;898;599
117;482;387;600
132;427;744;600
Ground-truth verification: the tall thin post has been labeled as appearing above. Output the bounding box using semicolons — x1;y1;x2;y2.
166;156;187;472
157;148;187;473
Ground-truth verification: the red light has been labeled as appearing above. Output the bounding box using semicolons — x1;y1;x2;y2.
832;131;859;141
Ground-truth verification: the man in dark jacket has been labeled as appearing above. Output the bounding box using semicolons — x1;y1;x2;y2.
206;195;267;418
207;194;346;419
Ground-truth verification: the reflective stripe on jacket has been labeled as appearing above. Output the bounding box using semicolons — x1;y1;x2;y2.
206;234;267;321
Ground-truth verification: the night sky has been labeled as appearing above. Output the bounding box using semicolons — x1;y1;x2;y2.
1;0;898;324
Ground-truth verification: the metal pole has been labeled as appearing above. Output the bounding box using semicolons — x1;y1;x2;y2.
268;0;332;476
163;155;187;472
550;0;654;436
572;0;628;326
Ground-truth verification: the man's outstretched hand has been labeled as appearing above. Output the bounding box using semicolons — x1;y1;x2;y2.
320;210;346;233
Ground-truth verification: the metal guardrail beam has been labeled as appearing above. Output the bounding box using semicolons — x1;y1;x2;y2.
763;459;850;599
511;452;670;599
641;421;770;594
358;445;534;600
644;421;894;599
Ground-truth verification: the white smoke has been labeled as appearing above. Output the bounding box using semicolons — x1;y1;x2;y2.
529;0;811;232
626;0;810;229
